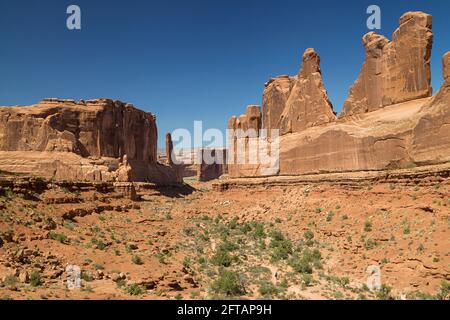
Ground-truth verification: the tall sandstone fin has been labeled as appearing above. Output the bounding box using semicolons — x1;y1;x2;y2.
276;48;336;135
341;11;433;117
262;75;295;135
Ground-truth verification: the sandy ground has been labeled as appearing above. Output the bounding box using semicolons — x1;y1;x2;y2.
0;173;449;300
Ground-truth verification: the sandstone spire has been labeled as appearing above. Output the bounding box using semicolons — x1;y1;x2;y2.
278;48;336;135
341;11;433;117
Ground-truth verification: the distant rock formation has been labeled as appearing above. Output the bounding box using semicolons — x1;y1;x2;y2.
197;149;227;182
341;12;433;117
227;12;450;178
0;99;180;183
278;48;336;135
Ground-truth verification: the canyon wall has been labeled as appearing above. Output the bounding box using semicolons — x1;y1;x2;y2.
0;99;180;183
341;12;433;117
228;12;450;178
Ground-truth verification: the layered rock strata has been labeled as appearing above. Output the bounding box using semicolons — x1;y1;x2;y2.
0;99;180;183
341;12;433;117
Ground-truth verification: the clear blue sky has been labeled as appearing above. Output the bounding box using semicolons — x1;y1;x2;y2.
1;0;449;148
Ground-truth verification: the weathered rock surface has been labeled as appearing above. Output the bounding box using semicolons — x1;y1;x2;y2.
227;11;449;179
262;49;336;136
262;75;294;135
341;12;433;117
444;52;450;83
278;48;336;134
0;99;180;183
197;149;227;182
271;52;450;176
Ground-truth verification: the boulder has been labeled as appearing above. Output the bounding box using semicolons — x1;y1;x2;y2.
341;12;433;117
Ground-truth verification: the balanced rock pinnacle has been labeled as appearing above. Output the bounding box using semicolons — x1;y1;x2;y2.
341;11;433;117
278;48;336;135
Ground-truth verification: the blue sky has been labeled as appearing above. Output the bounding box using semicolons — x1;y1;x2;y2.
1;0;449;148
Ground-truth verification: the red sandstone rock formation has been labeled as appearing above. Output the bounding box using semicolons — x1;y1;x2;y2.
341;12;433;117
261;48;336;136
197;149;227;182
0;99;180;183
227;12;449;178
278;48;336;135
262;75;294;135
278;52;450;175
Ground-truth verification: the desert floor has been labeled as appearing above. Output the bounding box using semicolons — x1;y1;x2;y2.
0;174;449;300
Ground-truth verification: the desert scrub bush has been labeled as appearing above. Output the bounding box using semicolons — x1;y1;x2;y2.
251;222;266;239
437;280;450;300
3;188;16;199
91;238;107;250
315;208;322;214
81;271;94;282
218;240;239;252
364;238;378;250
326;212;334;222
269;230;293;261
289;248;322;274
403;223;411;235
48;231;68;244
211;270;246;297
126;284;145;296
29;271;41;287
258;281;279;297
303;230;314;241
364;220;372;232
182;256;192;268
3;275;18;287
302;274;314;287
211;248;234;267
131;255;143;265
376;284;394;300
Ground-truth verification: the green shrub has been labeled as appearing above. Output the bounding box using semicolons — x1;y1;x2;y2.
48;231;68;244
211;270;245;296
289;255;313;274
326;212;334;222
258;281;279;297
302;274;314;286
437;281;449;300
303;230;314;241
251;223;266;239
269;230;292;261
211;249;233;267
3;275;18;287
126;284;144;296
364;220;372;232
30;271;41;287
376;284;394;300
132;255;143;265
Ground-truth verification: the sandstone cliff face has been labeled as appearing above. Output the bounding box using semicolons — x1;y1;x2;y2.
278;48;336;135
262;49;335;136
341;12;433;117
277;52;450;176
262;75;294;135
227;12;450;179
0;98;157;162
0;99;180;183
